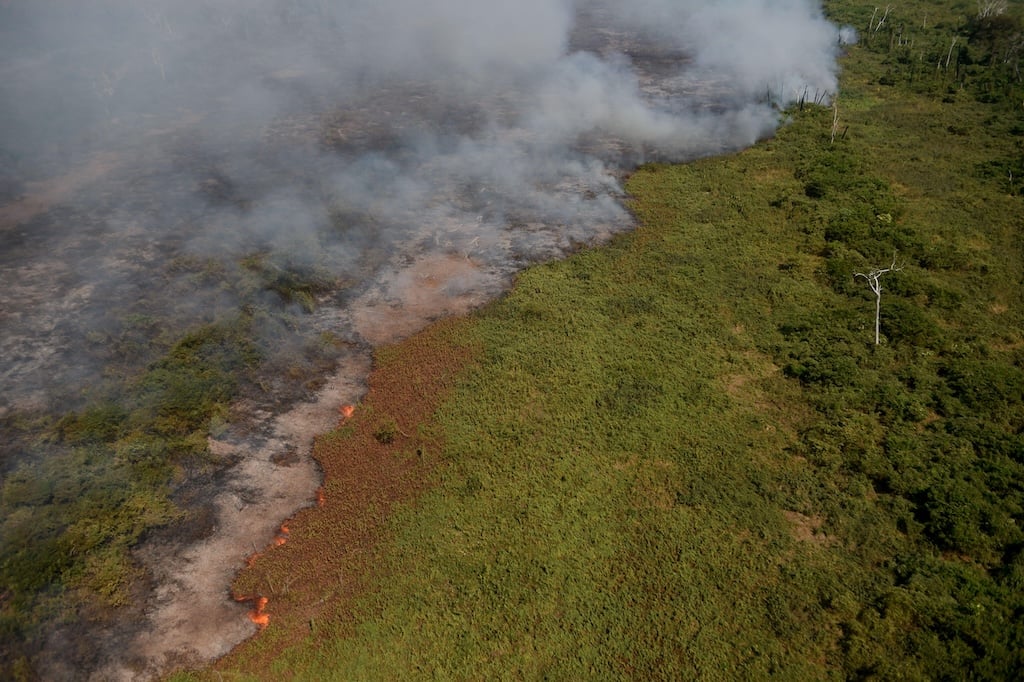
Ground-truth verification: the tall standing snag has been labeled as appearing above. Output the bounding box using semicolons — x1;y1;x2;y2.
855;254;903;345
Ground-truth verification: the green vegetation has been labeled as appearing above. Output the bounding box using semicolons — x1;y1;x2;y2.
1;318;255;649
239;253;338;313
180;1;1024;679
1;250;350;675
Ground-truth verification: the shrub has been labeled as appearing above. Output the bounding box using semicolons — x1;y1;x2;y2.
374;417;400;445
880;299;940;346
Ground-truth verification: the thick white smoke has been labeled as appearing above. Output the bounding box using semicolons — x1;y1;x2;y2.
0;0;847;410
0;0;840;158
0;0;846;411
591;0;840;98
1;1;846;677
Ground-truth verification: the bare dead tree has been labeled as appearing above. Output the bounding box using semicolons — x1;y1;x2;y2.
143;7;175;37
873;5;894;33
855;253;903;345
152;48;166;82
92;71;121;119
977;0;1008;19
945;37;959;70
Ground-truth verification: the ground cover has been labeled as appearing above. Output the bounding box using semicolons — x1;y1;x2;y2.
171;2;1024;678
0;264;350;676
85;0;1024;678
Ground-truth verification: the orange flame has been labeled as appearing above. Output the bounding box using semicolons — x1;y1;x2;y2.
316;488;325;507
248;596;270;628
235;594;270;629
273;523;290;546
339;404;355;420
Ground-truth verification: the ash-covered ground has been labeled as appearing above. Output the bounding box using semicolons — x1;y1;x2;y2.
0;1;844;678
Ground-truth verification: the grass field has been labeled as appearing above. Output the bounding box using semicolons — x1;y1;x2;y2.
181;0;1022;678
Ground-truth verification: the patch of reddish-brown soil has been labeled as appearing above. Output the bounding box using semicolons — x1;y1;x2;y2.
209;315;478;675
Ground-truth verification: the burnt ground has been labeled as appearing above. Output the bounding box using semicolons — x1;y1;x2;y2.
213;315;480;676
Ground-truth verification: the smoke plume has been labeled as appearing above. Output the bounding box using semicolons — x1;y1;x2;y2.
0;0;843;677
1;0;842;405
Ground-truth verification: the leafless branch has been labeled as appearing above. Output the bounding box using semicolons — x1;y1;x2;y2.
874;5;894;33
854;253;903;345
152;48;166;82
977;0;1008;19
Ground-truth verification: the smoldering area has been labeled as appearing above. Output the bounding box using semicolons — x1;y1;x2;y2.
0;0;843;678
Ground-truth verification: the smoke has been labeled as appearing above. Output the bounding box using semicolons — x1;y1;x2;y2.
0;0;851;464
0;0;845;520
0;0;840;160
591;0;841;99
1;0;844;675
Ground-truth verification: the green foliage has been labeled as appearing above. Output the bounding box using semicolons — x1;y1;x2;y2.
0;318;259;674
58;403;128;444
195;3;1024;678
241;253;337;312
373;416;400;445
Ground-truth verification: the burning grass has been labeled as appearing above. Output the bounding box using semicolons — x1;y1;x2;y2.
211;316;479;671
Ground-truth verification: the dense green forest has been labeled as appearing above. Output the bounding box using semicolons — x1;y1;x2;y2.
190;0;1024;678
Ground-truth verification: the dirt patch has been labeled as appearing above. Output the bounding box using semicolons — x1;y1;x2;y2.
783;510;832;545
349;253;497;345
0;151;121;230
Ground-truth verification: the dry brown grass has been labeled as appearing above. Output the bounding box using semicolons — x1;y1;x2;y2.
213;316;478;674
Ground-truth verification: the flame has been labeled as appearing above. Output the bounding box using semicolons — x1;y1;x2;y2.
273;523;290;546
248;596;270;628
235;594;270;629
339;404;355;420
316;488;325;507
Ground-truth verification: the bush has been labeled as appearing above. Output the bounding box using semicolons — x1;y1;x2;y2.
880;299;940;346
915;480;990;557
940;358;1024;416
374;417;400;445
58;403;127;444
